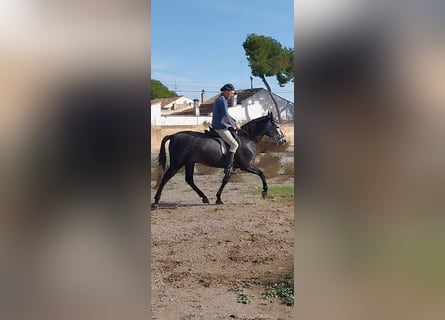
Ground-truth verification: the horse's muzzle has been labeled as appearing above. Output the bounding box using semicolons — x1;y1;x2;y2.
274;135;286;145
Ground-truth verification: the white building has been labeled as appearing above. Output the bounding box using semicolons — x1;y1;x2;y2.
156;88;294;126
151;96;195;115
151;102;162;126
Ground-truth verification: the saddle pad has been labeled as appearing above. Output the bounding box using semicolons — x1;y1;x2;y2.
204;129;228;154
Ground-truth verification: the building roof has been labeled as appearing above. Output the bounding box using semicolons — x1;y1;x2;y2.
151;96;187;108
170;88;264;116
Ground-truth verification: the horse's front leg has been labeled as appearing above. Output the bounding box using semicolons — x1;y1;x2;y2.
244;165;268;199
215;172;231;204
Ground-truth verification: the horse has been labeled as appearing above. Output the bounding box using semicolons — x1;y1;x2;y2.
151;112;286;209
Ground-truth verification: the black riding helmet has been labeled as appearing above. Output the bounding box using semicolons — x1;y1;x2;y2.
220;83;235;92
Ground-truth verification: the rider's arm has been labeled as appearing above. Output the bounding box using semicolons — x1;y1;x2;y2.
222;101;236;127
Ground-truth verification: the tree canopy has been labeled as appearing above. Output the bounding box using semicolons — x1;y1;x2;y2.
243;34;294;122
151;79;177;100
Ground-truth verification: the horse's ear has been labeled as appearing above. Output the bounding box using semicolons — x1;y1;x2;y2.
268;111;272;118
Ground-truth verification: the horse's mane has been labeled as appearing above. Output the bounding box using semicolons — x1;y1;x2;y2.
241;115;270;128
238;115;272;141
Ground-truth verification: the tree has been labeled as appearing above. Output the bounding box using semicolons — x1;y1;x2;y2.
242;34;294;123
151;79;177;99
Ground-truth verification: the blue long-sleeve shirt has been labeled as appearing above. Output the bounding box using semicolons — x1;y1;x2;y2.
211;95;236;129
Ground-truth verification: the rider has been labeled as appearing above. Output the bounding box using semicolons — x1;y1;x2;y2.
211;83;241;174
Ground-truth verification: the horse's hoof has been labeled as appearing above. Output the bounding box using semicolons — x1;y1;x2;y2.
151;203;159;210
215;199;224;205
261;191;267;199
202;197;210;204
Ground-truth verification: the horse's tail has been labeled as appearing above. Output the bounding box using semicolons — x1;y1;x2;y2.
153;135;171;189
158;134;171;169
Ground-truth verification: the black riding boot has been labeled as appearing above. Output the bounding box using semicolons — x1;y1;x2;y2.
224;152;236;175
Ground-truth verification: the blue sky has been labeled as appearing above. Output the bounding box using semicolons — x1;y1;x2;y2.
151;0;294;102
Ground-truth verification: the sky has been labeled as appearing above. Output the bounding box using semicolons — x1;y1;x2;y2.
151;0;294;102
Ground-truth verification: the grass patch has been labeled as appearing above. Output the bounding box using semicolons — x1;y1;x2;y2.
267;185;294;204
229;282;252;304
230;274;294;306
261;275;294;306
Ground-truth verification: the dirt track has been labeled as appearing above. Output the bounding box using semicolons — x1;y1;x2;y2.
151;158;294;319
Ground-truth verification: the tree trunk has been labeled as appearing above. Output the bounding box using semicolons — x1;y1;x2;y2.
259;75;282;123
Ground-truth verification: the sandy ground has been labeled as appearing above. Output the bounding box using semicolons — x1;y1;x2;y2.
150;162;294;320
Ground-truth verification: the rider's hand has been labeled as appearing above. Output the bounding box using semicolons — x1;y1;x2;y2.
235;123;241;130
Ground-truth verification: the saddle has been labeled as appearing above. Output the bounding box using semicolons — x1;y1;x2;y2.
204;127;240;154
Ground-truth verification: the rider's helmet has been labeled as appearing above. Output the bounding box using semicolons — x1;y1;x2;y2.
220;83;235;92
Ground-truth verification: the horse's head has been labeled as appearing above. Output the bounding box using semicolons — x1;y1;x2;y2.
239;112;286;145
265;112;286;145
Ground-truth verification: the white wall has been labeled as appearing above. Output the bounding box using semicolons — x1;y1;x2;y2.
229;91;294;124
157;115;212;126
228;101;265;123
152;101;211;126
151;103;162;126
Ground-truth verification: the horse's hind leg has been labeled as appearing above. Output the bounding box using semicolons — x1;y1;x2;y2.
185;163;209;204
152;166;180;209
215;172;231;204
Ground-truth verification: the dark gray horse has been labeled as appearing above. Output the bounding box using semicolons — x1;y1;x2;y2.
151;112;286;209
